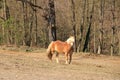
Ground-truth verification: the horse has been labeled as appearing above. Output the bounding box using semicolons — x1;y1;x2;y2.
47;36;75;64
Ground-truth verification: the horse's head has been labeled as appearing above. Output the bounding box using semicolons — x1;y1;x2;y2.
66;36;75;46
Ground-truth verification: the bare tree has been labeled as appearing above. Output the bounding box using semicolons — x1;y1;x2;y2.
3;0;11;45
118;29;120;55
34;0;38;46
17;0;43;46
97;0;105;54
77;0;86;52
83;0;95;52
110;0;115;56
42;0;57;42
70;0;77;52
48;0;57;42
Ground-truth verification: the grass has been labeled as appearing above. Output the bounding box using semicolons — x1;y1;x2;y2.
0;46;120;80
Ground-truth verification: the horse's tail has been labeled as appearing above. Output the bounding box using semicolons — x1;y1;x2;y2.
47;41;54;60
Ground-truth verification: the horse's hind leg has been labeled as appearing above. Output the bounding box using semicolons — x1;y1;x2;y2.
56;52;59;63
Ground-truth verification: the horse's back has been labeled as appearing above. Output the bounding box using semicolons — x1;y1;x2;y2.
53;40;71;53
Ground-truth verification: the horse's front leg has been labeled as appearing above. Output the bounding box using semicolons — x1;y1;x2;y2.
68;52;73;64
68;48;73;64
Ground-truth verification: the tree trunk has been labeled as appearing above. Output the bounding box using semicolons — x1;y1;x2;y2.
77;0;86;52
34;0;38;46
71;0;77;52
4;0;11;45
98;0;105;54
29;1;34;47
2;5;5;44
111;0;115;56
93;22;96;53
48;0;57;42
83;0;94;52
22;1;26;46
22;0;31;46
3;0;8;44
118;30;120;55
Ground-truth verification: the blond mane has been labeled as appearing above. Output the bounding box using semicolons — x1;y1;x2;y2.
66;36;75;46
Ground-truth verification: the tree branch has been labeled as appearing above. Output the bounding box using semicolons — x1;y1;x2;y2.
0;16;5;21
16;0;43;10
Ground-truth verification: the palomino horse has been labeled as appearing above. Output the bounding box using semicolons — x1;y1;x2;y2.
47;36;75;64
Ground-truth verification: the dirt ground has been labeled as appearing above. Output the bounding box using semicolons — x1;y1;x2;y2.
0;48;120;80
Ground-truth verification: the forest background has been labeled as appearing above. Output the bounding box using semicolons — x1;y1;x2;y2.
0;0;120;56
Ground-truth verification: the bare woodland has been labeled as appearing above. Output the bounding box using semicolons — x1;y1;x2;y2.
0;0;120;55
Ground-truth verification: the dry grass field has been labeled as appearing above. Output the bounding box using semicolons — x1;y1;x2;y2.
0;46;120;80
